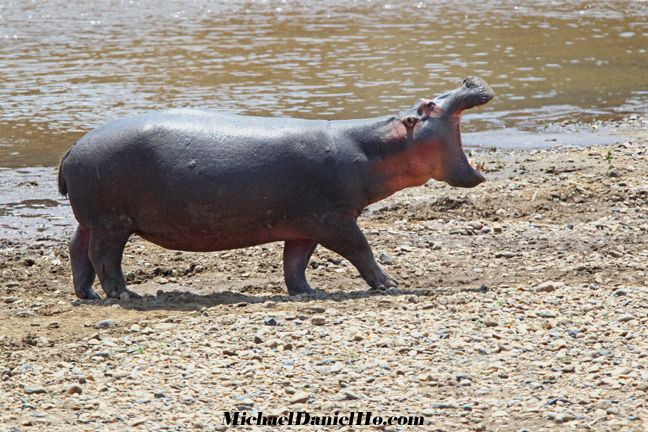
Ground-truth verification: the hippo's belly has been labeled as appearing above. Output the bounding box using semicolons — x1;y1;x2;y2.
64;109;362;251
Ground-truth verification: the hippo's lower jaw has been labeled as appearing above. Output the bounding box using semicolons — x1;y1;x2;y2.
446;168;485;188
444;155;486;188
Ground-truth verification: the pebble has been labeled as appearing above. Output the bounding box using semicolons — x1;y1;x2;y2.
95;319;117;329
467;221;483;230
311;317;326;326
535;310;557;318
23;386;47;395
107;370;131;379
16;309;36;318
288;392;310;405
495;251;516;258
66;384;83;395
129;417;149;427
483;319;499;327
618;314;634;322
378;252;394;265
535;281;563;293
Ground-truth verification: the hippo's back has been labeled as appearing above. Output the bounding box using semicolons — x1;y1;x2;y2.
59;109;357;251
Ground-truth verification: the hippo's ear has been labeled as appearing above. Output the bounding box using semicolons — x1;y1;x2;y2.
418;99;436;117
401;116;419;129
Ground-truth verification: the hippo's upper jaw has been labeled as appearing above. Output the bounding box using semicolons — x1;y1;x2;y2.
434;76;495;115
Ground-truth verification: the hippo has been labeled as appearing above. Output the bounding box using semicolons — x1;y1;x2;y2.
58;76;493;300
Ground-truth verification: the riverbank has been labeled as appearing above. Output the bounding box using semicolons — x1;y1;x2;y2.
1;116;647;431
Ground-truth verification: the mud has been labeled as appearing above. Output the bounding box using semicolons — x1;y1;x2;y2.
0;116;646;431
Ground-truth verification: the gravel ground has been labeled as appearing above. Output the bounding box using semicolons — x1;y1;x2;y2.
1;116;647;431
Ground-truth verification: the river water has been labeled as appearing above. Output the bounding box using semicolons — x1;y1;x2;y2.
0;0;646;238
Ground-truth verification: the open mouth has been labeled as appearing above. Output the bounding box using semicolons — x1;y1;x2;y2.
436;77;494;188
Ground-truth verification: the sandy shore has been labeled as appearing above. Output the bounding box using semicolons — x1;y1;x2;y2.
1;116;647;431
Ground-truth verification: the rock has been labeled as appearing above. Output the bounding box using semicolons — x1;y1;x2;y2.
618;314;634;322
19;416;35;426
549;412;575;423
107;370;130;379
378;252;394;265
535;310;557;318
95;319;116;329
612;367;632;377
16;309;36;318
66;384;83;395
535;281;563;293
495;251;516;258
607;169;621;178
289;392;310;405
158;277;169;284
253;335;263;344
63;399;80;410
483;319;498;327
467;221;483;230
311;317;326;326
24;386;47;395
340;391;362;400
264;318;278;326
129;417;148;427
3;296;18;303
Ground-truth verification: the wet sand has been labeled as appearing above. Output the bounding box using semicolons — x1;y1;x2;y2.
0;116;646;430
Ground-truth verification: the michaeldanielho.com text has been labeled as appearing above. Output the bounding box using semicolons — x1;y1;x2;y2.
223;411;425;427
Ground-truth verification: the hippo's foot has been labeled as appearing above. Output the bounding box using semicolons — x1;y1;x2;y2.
368;272;398;291
76;288;102;300
287;281;316;296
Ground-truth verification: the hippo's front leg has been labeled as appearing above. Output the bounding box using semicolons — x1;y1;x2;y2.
283;239;318;295
309;212;397;291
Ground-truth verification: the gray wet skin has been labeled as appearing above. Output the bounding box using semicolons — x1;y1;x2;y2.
58;77;493;300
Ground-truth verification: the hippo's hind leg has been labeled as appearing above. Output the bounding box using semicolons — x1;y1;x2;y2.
69;224;100;300
283;239;318;295
88;229;139;300
310;212;397;291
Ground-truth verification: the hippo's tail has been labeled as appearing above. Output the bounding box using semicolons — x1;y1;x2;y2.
58;146;73;196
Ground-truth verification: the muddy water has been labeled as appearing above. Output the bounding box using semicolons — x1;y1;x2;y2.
1;0;646;167
0;0;646;239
